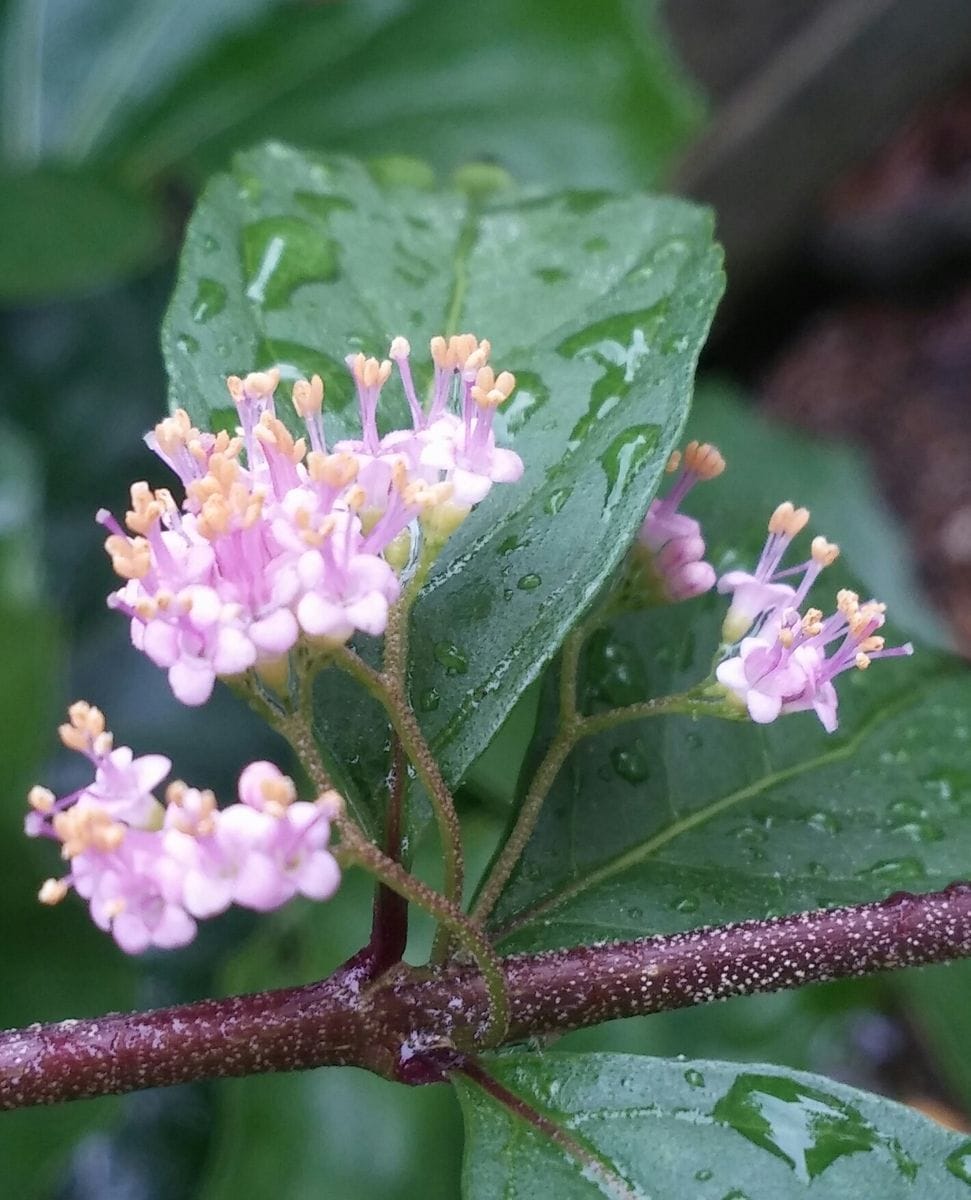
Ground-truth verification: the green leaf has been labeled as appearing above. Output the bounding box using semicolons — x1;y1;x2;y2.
115;0;702;191
162;142;723;830
490;387;971;952
0;168;164;300
455;1051;971;1198
0;0;279;165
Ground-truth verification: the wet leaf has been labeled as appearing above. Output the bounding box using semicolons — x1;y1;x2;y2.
491;387;971;951
455;1052;971;1198
162;143;722;830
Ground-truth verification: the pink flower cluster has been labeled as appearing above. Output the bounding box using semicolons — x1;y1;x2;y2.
715;503;913;732
637;441;725;600
99;334;523;705
26;703;341;953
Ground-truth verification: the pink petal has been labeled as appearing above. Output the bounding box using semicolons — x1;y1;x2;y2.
250;608;298;655
183;871;234;919
142;620;180;668
169;658;216;706
238;761;285;810
490;447;524;483
297;594;353;642
450;467;492;506
110;912;152;954
213;626;257;676
295;852;341;900
345;592;390;637
151;904;197;948
747;690;783;724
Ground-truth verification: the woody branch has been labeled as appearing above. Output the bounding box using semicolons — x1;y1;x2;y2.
3;882;969;1110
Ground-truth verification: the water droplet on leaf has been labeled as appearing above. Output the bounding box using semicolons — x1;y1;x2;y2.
242;216;339;309
713;1073;918;1183
946;1141;971;1185
434;642;468;675
610;744;649;783
191;277;227;323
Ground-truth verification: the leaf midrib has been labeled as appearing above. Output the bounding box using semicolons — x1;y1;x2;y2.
493;671;949;941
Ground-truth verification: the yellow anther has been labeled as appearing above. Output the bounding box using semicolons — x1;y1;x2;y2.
262;774;297;817
125;481;166;536
855;651;871;670
134;597;157;621
53;803;125;858
811;536;840;565
307;450;359;489
292;374;325;418
768;502;810;538
430;333;490;372
345;485;367;511
226;369;281;404
389;336;410;358
38;878;68;906
430;335;448;369
860;634;885;654
154;409;199;457
665;449;682;474
353;355;392;389
683;441;726;480
471;366;516;408
28;786;55;813
104;534;151;580
196;494;230;539
836;588;860;615
255;412;306;464
60;702;107;751
778;627;795;647
801;607;824;636
92;731;114;756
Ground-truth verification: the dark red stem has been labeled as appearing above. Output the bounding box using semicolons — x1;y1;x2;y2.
3;883;970;1110
367;736;409;972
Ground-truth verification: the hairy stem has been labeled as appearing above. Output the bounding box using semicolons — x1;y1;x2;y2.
338;823;508;1046
472;677;739;926
334;645;464;919
272;709;334;795
4;884;970;1110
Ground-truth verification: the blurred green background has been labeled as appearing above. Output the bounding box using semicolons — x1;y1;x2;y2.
4;1;971;1195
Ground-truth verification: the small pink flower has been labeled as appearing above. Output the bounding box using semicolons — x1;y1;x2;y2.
717;591;913;733
718;503;839;642
29;705;344;952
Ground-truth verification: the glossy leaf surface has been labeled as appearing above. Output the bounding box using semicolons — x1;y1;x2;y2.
162;143;723;829
456;1052;971;1198
491;388;971;952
